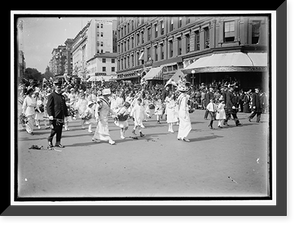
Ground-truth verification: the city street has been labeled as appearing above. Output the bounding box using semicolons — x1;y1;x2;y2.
17;109;270;198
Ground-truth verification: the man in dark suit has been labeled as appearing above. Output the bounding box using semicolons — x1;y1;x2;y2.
224;86;241;126
248;88;263;122
46;80;68;149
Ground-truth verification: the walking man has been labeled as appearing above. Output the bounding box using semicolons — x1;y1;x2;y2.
248;88;263;123
46;80;68;149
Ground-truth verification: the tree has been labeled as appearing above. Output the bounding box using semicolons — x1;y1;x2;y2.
23;68;42;86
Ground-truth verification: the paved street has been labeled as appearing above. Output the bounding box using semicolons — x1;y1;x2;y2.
17;109;270;198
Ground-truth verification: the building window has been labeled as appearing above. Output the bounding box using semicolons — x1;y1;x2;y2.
178;17;182;27
224;21;235;42
154;45;158;61
136;33;139;46
160;42;164;60
131;54;134;66
170;18;174;31
102;66;106;72
169;40;173;58
177;37;182;55
101;41;103;47
147;46;151;61
97;23;99;29
204;27;210;48
101;23;103;29
111;58;115;63
101;32;103;37
160;20;164;35
185;34;190;53
131;20;134;31
252;21;261;44
154;24;158;37
141;30;144;44
147;27;151;41
111;67;115;72
194;30;200;50
186;17;190;24
102;58;106;63
131;37;134;48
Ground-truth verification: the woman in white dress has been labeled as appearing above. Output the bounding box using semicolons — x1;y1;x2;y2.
34;92;45;129
92;88;115;145
176;83;192;142
76;91;88;129
22;87;37;135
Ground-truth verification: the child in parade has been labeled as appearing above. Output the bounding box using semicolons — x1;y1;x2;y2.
83;101;96;133
206;98;218;129
216;96;226;128
114;102;131;139
165;92;178;133
130;98;145;137
154;96;163;124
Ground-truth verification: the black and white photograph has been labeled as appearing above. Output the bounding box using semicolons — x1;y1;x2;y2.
9;9;285;216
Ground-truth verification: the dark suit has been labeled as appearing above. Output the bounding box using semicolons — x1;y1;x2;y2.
46;91;68;144
224;90;241;126
248;92;262;122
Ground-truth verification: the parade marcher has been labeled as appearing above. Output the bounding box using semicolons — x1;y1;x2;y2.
46;80;69;149
114;101;131;139
224;86;241;126
92;88;116;145
154;96;163;124
34;91;45;129
216;96;226;128
248;88;263;123
176;80;192;142
243;90;252;113
165;92;178;133
76;91;88;129
204;87;215;119
130;98;145;137
22;87;37;135
206;98;218;129
82;101;96;133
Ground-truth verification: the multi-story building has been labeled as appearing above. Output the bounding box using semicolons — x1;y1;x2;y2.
71;18;118;80
86;52;117;80
49;45;68;76
64;38;74;75
116;16;269;90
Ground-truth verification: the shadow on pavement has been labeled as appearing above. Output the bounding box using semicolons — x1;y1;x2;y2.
189;135;223;142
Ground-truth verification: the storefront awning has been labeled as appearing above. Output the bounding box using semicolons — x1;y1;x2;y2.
182;52;268;74
142;66;163;80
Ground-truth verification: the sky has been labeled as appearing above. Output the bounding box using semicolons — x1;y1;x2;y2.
18;17;110;73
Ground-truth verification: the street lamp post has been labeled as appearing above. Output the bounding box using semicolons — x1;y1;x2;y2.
191;70;195;86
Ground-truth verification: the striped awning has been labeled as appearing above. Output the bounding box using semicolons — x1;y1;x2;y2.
142;66;163;80
182;52;268;74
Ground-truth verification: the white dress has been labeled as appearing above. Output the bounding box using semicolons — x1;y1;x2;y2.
165;97;178;123
93;98;114;141
177;93;192;139
130;103;145;127
216;103;226;120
